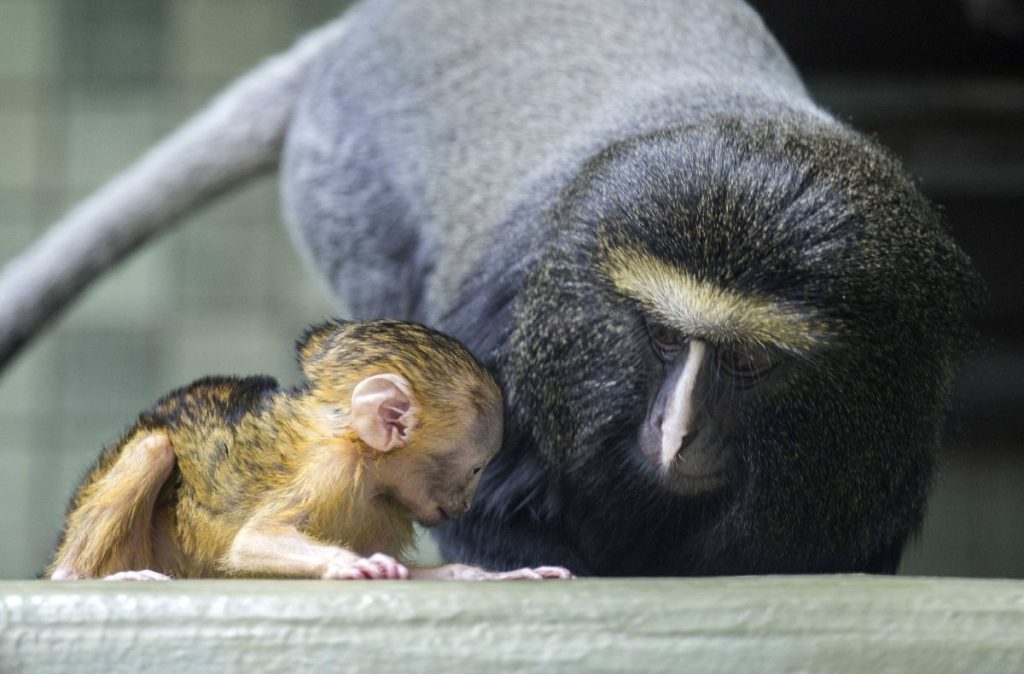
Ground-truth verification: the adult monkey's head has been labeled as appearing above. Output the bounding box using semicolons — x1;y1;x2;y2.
497;115;982;573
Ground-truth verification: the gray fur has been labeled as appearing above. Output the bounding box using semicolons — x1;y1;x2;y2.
0;0;820;361
283;0;826;320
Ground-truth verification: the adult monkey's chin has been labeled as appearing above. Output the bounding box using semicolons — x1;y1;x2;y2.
663;468;730;496
639;425;732;496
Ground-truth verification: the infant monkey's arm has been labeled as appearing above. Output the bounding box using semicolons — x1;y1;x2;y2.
227;511;410;580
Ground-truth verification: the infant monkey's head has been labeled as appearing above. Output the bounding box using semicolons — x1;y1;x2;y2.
298;319;503;526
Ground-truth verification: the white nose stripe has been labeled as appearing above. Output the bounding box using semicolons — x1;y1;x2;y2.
660;340;706;468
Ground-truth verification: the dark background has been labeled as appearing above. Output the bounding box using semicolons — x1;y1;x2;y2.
750;0;1024;575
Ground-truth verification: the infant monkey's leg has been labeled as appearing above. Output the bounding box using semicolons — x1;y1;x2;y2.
49;431;175;580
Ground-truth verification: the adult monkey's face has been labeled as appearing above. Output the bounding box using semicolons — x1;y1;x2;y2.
504;116;981;520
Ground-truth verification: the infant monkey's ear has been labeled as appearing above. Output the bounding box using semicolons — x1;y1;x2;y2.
351;374;417;452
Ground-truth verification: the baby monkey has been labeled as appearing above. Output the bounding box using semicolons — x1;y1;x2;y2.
48;319;572;582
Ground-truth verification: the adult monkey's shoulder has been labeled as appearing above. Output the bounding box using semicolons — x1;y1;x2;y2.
282;0;816;322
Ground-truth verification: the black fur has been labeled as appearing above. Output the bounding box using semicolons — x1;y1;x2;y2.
434;115;981;575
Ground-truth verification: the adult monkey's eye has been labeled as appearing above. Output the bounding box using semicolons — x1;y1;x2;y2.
719;345;778;382
646;319;687;360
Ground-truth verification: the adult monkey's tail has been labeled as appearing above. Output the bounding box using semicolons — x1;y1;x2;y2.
0;17;351;370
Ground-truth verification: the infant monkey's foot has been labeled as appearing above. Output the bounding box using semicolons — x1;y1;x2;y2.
49;567;84;580
321;552;410;580
103;569;172;581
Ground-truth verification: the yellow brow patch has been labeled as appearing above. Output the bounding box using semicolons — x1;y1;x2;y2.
603;249;827;352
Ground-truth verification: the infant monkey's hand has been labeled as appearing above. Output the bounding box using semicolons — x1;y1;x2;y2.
426;563;575;581
321;552;410;580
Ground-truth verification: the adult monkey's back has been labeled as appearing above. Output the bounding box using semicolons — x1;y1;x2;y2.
0;0;981;575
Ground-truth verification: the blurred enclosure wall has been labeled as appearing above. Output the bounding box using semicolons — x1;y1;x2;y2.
0;0;1021;579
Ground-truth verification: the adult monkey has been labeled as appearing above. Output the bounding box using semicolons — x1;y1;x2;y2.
0;0;981;574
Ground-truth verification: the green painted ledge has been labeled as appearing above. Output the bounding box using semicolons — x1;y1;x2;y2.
2;575;1023;673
